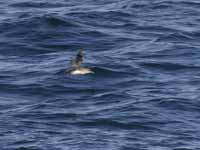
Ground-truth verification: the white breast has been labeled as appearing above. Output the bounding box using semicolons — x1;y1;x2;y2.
70;68;94;75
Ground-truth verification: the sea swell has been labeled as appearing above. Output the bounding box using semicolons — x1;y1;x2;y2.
1;0;200;150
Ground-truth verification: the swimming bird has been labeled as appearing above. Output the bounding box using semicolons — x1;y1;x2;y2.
65;49;94;75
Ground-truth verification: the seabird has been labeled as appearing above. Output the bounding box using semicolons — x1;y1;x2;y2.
65;49;94;75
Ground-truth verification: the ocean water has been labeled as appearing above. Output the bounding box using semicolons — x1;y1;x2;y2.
1;0;200;149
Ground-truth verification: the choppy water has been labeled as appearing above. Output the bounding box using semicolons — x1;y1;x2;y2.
1;0;200;149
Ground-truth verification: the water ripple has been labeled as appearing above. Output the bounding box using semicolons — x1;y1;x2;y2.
1;0;200;149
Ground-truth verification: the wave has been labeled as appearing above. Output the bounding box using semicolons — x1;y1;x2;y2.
140;61;199;71
1;0;200;149
73;119;157;130
9;2;66;8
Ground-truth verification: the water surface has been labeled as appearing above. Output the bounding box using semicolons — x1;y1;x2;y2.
1;0;200;149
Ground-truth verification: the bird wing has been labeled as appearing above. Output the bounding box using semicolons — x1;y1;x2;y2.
75;49;83;64
70;49;83;68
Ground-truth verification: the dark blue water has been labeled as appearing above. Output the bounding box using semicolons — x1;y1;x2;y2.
1;0;200;149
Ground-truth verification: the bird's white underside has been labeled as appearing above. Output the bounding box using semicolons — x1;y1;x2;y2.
70;69;94;75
